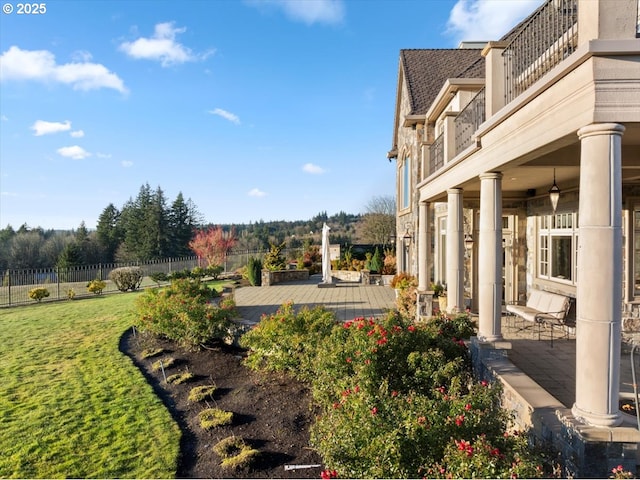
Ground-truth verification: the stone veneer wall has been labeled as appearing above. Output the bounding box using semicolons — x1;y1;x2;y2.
261;269;309;286
470;338;640;478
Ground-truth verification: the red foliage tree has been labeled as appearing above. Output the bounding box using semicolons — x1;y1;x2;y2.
189;226;237;267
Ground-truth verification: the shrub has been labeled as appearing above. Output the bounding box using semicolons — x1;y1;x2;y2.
308;313;545;478
240;302;337;382
390;272;416;290
188;384;217;402
134;278;238;348
381;249;396;275
191;266;206;279
166;372;194;384
109;266;144;292
87;279;106;295
263;242;287;271
28;287;50;302
367;247;383;273
240;305;548;478
66;288;76;300
246;257;262;286
199;408;233;429
428;432;545;479
213;436;260;470
150;272;168;285
206;264;224;280
141;348;164;359
152;357;176;371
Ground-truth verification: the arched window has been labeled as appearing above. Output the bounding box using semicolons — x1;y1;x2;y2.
400;156;411;210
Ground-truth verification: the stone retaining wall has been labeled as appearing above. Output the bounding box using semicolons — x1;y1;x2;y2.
261;269;309;286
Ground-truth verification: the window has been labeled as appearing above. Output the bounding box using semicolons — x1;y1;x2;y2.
634;209;640;296
538;213;578;284
400;157;411;210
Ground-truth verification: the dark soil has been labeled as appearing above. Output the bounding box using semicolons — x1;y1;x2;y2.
120;330;324;478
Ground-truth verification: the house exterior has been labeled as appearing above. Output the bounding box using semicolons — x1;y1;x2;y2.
389;0;640;475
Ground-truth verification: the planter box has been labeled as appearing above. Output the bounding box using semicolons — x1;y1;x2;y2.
261;269;309;286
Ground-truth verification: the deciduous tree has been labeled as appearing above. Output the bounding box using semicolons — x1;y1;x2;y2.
189;226;237;267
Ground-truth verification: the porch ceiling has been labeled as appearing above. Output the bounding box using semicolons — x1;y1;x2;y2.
445;122;640;201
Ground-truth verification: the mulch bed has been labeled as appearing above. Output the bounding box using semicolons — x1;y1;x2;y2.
120;329;324;478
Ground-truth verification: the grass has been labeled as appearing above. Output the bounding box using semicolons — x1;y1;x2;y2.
0;293;181;478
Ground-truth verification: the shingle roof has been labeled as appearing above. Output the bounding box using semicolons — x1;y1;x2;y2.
400;49;485;115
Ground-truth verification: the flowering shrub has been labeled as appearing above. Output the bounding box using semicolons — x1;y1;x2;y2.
240;306;549;479
134;278;238;348
428;432;544;479
610;465;635;479
240;302;337;382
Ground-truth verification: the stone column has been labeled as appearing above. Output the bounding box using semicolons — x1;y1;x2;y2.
478;173;503;341
418;201;429;292
572;123;625;427
447;189;464;312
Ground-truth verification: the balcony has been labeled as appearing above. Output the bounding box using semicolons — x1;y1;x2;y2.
503;0;578;103
454;88;486;156
428;133;444;175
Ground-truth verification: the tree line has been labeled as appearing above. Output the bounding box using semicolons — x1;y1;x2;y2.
0;183;396;271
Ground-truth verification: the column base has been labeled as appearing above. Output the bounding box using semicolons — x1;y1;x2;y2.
477;333;503;343
571;403;623;428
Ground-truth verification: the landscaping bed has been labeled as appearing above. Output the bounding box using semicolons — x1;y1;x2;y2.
121;329;323;478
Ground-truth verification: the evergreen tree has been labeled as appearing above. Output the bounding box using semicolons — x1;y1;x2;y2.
168;192;199;257
96;203;122;263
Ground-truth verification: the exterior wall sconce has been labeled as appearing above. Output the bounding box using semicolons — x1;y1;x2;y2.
403;229;413;247
549;168;561;213
464;233;474;251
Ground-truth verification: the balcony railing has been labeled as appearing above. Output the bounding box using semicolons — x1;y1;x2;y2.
429;133;444;174
503;0;578;103
454;88;486;155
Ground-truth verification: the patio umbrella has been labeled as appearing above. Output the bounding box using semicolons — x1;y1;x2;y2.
321;223;332;284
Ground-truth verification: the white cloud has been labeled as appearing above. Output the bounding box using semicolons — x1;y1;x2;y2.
0;46;127;93
119;22;214;67
71;50;93;62
248;188;267;197
57;145;91;160
302;163;325;174
96;152;112;158
121;160;133;167
248;0;345;25
209;108;241;125
31;120;71;136
447;0;542;43
70;129;84;138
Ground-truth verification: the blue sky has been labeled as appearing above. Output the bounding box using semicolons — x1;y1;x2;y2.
0;0;541;230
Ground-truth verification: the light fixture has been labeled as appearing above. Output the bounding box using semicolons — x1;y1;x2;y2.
549;169;561;213
464;233;474;251
403;229;413;247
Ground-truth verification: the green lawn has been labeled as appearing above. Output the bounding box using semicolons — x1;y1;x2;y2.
0;293;181;478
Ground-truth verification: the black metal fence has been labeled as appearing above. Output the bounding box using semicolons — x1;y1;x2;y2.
454;88;486;155
503;0;578;103
0;248;307;307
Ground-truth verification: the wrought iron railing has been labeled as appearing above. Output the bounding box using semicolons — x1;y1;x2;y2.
503;0;578;103
429;133;444;174
454;88;486;155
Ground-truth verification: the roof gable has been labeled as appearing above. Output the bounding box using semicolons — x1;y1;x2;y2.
400;49;485;116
